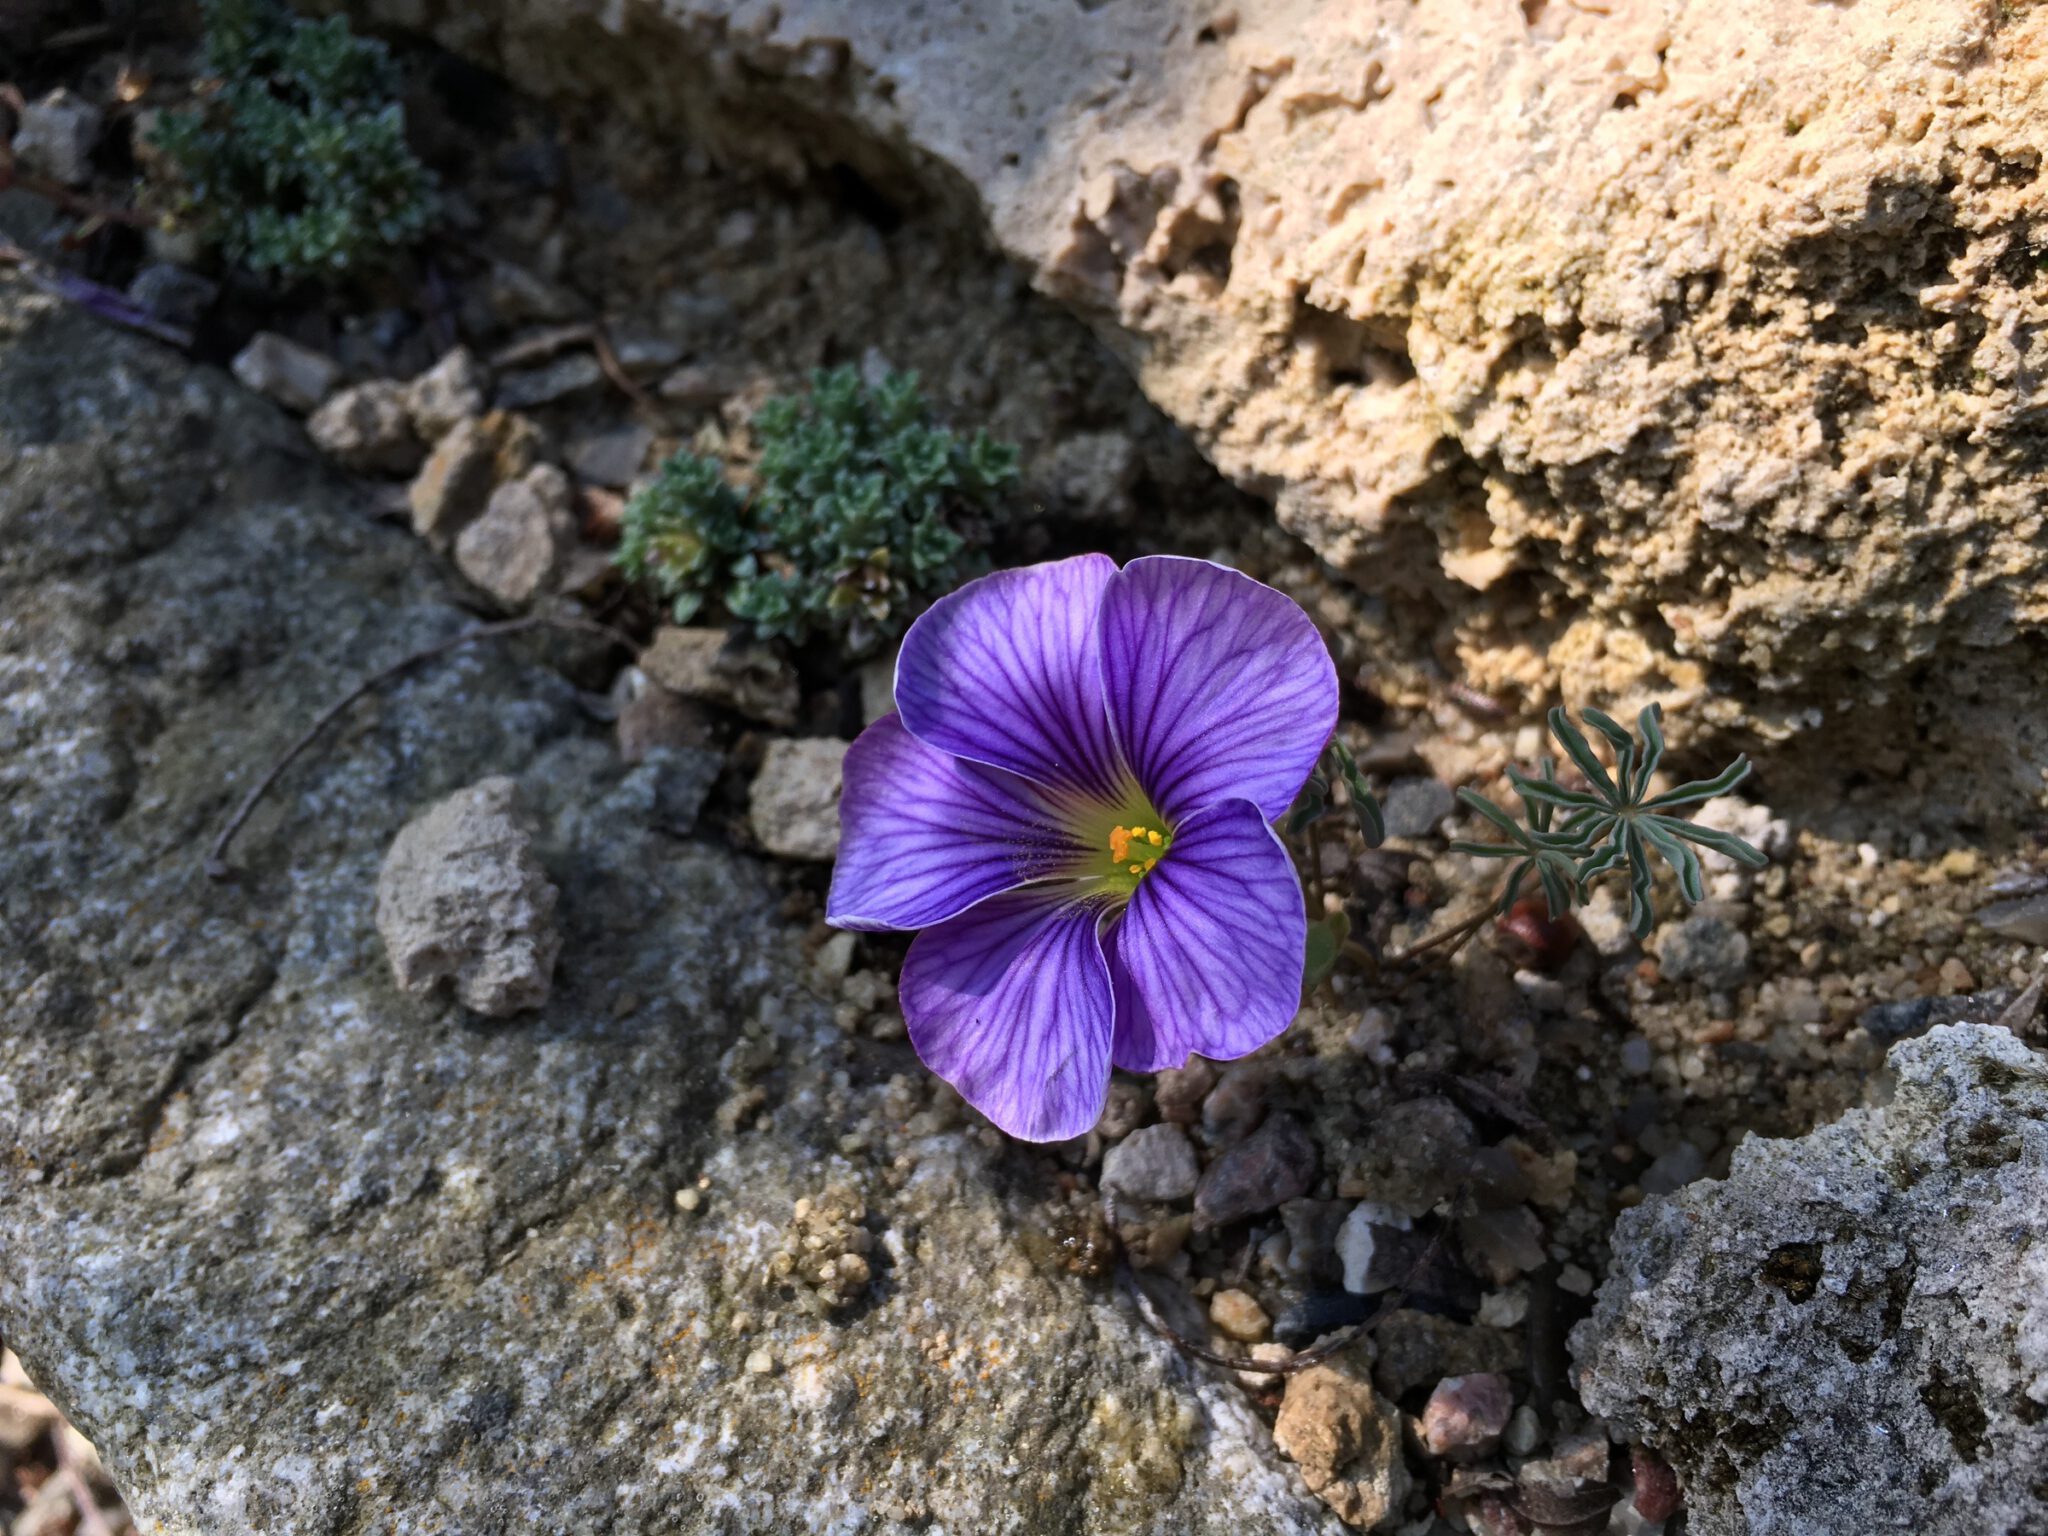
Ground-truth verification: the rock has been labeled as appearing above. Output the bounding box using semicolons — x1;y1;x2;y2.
1201;1063;1268;1142
566;422;654;488
1418;1374;1513;1462
230;332;340;414
1195;1112;1319;1229
1102;1123;1200;1203
1209;1288;1271;1344
488;261;582;324
10;88;102;185
1457;1205;1547;1286
453;464;577;607
748;738;848;860
1280;1198;1351;1285
1272;1361;1412;1530
1347;1097;1479;1219
1335;1204;1413;1296
0;273;1351;1534
641;625;800;727
1651;910;1750;990
1630;1445;1683;1525
306;380;423;476
125;264;218;329
375;777;562;1016
1155;1058;1218;1124
658;361;749;409
1978;893;2048;947
611;665;712;764
495;352;604;408
337;0;2048;817
1637;1141;1705;1197
1374;1310;1521;1400
1272;1292;1380;1351
1574;1023;2048;1536
1029;428;1139;521
404;347;491;441
409;409;546;548
1379;777;1455;840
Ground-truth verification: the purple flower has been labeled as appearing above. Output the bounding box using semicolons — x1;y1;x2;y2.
827;554;1337;1141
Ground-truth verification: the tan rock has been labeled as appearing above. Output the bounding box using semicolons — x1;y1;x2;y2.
349;0;2048;818
1208;1287;1271;1344
453;465;576;607
307;380;423;476
749;738;849;861
408;410;546;548
641;625;800;727
1273;1361;1412;1530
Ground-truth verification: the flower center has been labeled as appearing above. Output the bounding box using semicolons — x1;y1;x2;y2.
1108;821;1170;879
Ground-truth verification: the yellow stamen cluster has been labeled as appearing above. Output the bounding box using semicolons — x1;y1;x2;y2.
1109;823;1166;876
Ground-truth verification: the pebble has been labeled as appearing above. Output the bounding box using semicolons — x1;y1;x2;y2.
1200;1064;1267;1142
496;353;604;409
1620;1035;1654;1075
231;332;341;414
611;666;712;764
454;464;577;607
1208;1288;1272;1342
674;1187;702;1213
1272;1363;1412;1529
408;411;546;548
748;738;849;861
1557;1263;1595;1297
1194;1112;1318;1229
1380;776;1456;838
11;88;103;185
1028;429;1139;521
126;263;218;329
1336;1203;1413;1295
1652;910;1751;990
1279;1198;1352;1284
1092;1078;1148;1141
566;423;654;488
1978;893;2048;946
1457;1205;1548;1286
1273;1291;1379;1348
1153;1058;1217;1123
743;1349;775;1376
1505;1403;1543;1456
1638;1142;1705;1196
1418;1373;1514;1460
1101;1123;1199;1202
659;362;749;409
307;380;423;476
641;625;801;727
1631;1445;1682;1523
404;347;491;441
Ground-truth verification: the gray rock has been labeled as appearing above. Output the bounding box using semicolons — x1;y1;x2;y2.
0;274;1348;1535
375;777;561;1016
495;352;604;409
641;624;800;726
125;264;218;329
1030;428;1140;522
1102;1123;1201;1203
566;422;653;488
1380;776;1455;839
1196;1113;1319;1229
453;463;577;607
1573;1023;2048;1536
11;88;102;185
748;737;848;861
1651;909;1751;989
230;331;341;413
404;346;491;441
307;379;423;476
1978;892;2048;947
1636;1140;1705;1196
1858;987;2018;1046
610;665;711;765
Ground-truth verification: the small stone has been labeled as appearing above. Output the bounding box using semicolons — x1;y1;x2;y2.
1477;1288;1529;1329
126;264;218;329
1638;1142;1705;1197
375;777;560;1017
1978;893;2048;946
641;626;801;727
674;1187;701;1213
1419;1373;1514;1460
489;262;582;323
231;332;341;413
1381;776;1456;838
566;423;654;488
1201;1064;1267;1141
1651;910;1750;990
1620;1035;1654;1075
1093;1078;1148;1141
404;347;491;441
1102;1123;1200;1202
1273;1361;1413;1530
743;1348;775;1375
409;411;546;548
1029;429;1140;521
496;353;604;409
659;362;748;409
1938;956;1977;993
1556;1263;1595;1297
1466;1212;1540;1294
11;88;103;185
307;381;423;476
1154;1058;1217;1123
1504;1404;1543;1456
1630;1445;1682;1523
749;739;849;861
1195;1112;1319;1229
1273;1291;1381;1348
1280;1198;1353;1284
606;327;684;375
1337;1203;1415;1295
1209;1288;1272;1343
454;464;577;608
612;666;711;764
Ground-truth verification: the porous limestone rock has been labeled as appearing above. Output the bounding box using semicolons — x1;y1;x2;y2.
0;275;1346;1535
332;0;2048;818
307;378;423;476
375;777;561;1016
748;736;848;860
452;463;577;607
1573;1023;2048;1536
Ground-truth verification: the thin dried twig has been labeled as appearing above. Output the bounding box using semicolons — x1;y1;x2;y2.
204;613;634;880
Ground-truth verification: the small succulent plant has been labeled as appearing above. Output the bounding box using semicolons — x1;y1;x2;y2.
617;367;1018;657
150;0;435;283
1454;704;1765;937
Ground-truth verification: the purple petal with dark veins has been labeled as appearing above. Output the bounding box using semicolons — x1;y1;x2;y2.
1098;556;1338;825
900;886;1115;1142
894;553;1127;802
827;714;1081;932
1109;797;1305;1072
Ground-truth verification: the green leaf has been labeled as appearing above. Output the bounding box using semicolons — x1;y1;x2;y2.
1631;702;1667;802
1642;756;1753;811
1505;769;1608;812
1658;816;1770;867
1302;910;1348;993
1547;707;1621;803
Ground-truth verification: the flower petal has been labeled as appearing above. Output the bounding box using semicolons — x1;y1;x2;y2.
827;714;1080;932
895;553;1126;801
900;887;1114;1141
1099;555;1338;825
1109;797;1305;1072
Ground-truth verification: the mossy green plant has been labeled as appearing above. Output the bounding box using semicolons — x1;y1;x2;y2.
618;366;1019;657
150;0;435;283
